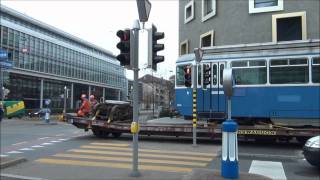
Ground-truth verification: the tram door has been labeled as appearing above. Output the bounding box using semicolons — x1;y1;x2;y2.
211;62;227;118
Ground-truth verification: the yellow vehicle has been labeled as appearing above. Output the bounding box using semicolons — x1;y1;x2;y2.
1;101;25;118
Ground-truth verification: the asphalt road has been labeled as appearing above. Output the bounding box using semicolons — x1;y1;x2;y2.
1;118;319;180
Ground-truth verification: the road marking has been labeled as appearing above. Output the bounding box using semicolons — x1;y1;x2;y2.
41;143;53;145
35;158;193;173
81;145;214;157
50;141;61;143
249;160;287;180
58;138;69;141
69;149;212;162
20;148;35;151
12;141;27;146
0;154;9;157
7;151;23;154
55;134;65;136
0;173;47;180
53;153;208;167
32;145;44;148
38;137;50;140
90;142;130;147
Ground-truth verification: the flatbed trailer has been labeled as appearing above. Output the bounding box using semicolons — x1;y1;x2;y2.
66;114;320;143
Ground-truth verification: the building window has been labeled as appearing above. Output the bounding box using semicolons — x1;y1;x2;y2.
184;0;194;24
270;58;309;84
180;40;189;56
272;12;307;42
249;0;283;14
200;30;214;48
202;0;216;22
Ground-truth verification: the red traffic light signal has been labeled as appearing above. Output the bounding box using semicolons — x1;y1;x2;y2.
116;29;131;66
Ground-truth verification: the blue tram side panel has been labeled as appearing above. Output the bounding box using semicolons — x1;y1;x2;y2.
175;40;320;126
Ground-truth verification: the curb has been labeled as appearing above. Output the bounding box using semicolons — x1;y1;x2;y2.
0;157;27;169
216;151;302;161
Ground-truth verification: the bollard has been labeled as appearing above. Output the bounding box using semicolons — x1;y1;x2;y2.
221;119;239;179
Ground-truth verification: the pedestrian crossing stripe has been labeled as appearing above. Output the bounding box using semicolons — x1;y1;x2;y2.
68;149;212;162
53;153;208;167
90;142;130;147
35;158;193;173
81;145;214;157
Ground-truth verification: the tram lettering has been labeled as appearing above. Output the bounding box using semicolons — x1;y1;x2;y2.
238;129;276;135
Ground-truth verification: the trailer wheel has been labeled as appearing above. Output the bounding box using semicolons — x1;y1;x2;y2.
92;129;103;138
112;132;122;138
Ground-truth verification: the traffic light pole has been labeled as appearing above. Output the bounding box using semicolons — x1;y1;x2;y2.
130;19;141;177
192;63;197;146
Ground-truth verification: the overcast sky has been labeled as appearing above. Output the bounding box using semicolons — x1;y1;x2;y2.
1;0;178;80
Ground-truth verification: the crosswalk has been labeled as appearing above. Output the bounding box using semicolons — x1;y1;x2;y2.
35;142;215;173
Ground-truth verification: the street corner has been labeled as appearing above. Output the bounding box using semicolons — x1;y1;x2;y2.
0;156;27;169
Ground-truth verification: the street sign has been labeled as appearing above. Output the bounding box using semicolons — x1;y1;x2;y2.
0;50;8;60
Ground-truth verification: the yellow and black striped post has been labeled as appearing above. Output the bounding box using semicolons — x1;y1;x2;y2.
192;89;197;128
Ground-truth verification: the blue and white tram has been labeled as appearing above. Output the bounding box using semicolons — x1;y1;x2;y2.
175;40;320;127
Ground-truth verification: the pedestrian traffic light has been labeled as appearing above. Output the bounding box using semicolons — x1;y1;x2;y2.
116;29;131;67
184;65;192;87
203;64;211;87
148;24;164;71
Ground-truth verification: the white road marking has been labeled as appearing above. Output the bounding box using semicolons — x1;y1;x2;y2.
38;137;50;140
58;138;69;141
0;173;47;180
50;141;61;143
19;148;35;151
55;134;64;136
7;151;23;154
12;141;27;146
32;145;44;148
249;160;287;180
0;154;9;157
41;143;53;145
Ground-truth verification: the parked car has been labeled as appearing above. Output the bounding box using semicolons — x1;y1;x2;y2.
303;136;320;167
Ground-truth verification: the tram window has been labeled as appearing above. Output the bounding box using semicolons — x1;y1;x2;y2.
232;60;267;85
220;64;224;85
270;58;309;84
249;60;266;67
231;61;247;67
312;57;320;83
176;65;187;86
212;64;217;85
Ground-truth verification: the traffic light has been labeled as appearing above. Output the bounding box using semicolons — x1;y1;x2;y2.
203;64;211;87
184;65;192;87
148;24;165;71
116;29;131;67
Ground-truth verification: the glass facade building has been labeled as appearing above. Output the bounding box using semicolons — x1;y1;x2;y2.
0;6;127;111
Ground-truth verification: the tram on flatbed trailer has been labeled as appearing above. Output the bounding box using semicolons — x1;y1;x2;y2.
65;40;320;144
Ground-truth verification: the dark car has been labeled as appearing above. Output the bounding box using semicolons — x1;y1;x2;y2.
303;136;320;167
